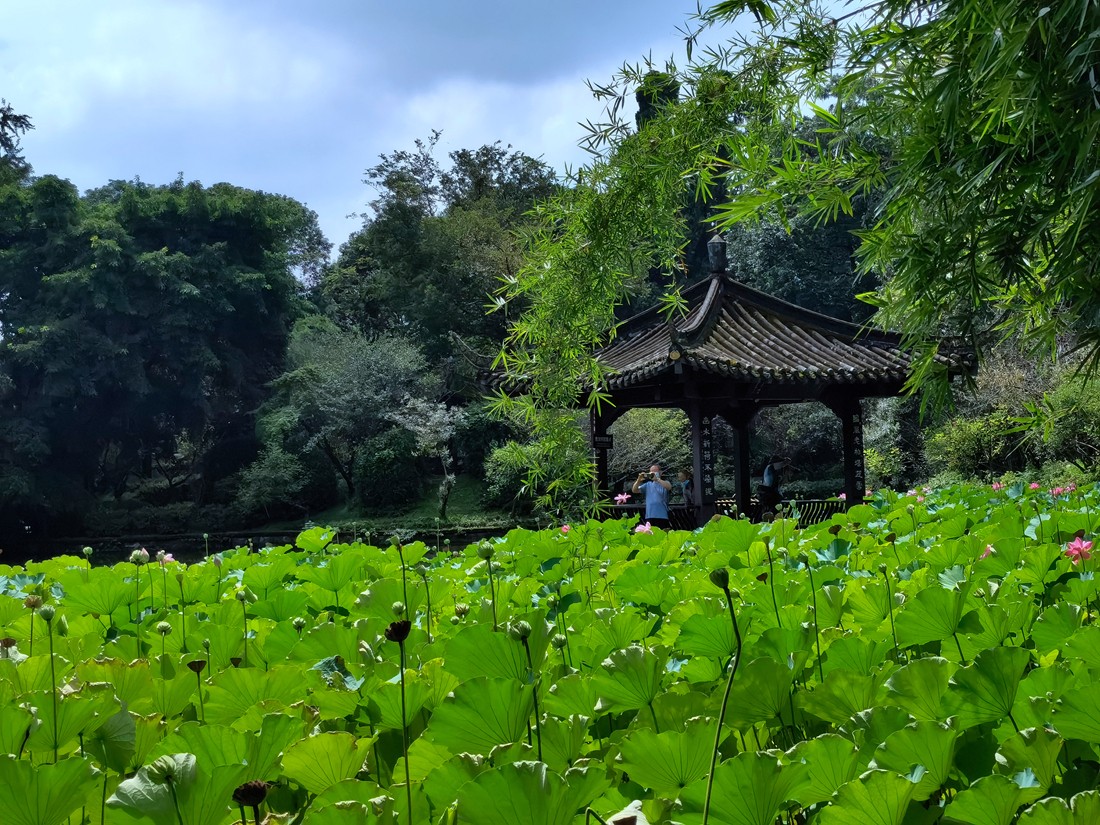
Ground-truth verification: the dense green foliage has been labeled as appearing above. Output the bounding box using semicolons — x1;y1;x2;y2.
0;175;323;535
2;482;1100;823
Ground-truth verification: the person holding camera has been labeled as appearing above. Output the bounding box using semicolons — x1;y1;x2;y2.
631;464;672;529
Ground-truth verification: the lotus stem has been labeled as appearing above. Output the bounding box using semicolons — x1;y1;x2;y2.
952;632;968;667
46;613;58;763
764;540;781;628
704;571;743;825
805;557;824;683
881;566;902;663
487;562;498;631
398;638;412;825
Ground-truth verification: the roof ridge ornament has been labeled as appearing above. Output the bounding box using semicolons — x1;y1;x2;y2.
707;230;727;275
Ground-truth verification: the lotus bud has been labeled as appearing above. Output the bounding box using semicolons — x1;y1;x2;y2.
454;603;469;618
157;621;173;636
82;546;93;558
156;550;166;564
906;504;915;515
293;617;307;633
450;615;461;625
477;541;494;560
37;604;55;623
508;621;532;642
878;563;888;575
385;620;411;643
729;588;742;600
709;568;730;591
392;601;406;617
232;780;270;807
175;571;185;586
798;553;810;566
202;638;211;651
212;554;223;568
551;633;568;650
56;615;69;637
444;538;451;546
235;589;248;603
24;594;42;610
546;595;558;610
203;533;209;540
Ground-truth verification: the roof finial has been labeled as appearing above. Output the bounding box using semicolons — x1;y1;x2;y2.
707;230;727;275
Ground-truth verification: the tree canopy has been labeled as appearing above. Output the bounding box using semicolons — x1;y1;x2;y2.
492;0;1100;506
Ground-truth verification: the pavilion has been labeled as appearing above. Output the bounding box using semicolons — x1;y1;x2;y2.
590;235;975;522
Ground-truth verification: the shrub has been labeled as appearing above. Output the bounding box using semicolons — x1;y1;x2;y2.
353;427;424;513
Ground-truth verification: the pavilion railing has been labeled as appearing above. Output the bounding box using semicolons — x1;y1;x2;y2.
715;498;850;527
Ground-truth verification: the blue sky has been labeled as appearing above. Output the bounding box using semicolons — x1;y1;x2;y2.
3;1;720;249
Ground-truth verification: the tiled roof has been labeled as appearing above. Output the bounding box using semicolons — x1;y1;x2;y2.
597;274;973;389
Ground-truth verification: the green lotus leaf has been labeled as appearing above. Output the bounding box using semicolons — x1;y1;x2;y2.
614;563;673;608
679;750;805;825
1060;625;1100;668
945;771;1045;825
844;581;892;629
282;732;371;795
538;714;589;772
618;719;713;798
367;670;432;730
25;683;119;756
250;586;311;623
84;706;136;773
676;613;734;660
444;622;532;683
822;635;890;677
1031;603;1083;655
289;622;364;665
870;721;958;801
815;768;920;825
1014;663;1076;730
0;702;38;755
425;677;533;755
995;727;1064;791
204;664;307;727
1051;686;1100;743
798;668;884;726
894;581;974;648
884;656;955;722
942;646;1030;730
784;733;860;806
242;555;297;599
840;706;915;765
0;754;96;825
298;553;362;598
423;752;487;812
77;658;156;714
110;753;250;825
592;645;666;713
296;526;335;554
456;762;610;825
543;673;597;718
151;713;302;778
722;656;797;729
1017;791;1100;824
57;566;134;619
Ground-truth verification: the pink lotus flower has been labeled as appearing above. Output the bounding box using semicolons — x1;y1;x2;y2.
212;554;223;568
865;488;873;497
635;522;653;534
922;486;932;495
906;489;917;497
1066;537;1094;565
157;551;174;566
1067;483;1078;493
560;524;571;534
991;482;1004;491
916;495;925;503
1052;487;1065;497
981;545;995;560
614;492;631;504
838;492;847;501
1029;482;1041;490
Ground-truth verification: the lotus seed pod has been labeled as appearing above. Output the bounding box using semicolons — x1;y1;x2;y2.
729;588;742;600
392;601;406;617
186;659;207;674
454;603;469;618
551;633;568;650
0;637;15;649
147;755;177;784
157;621;173;636
385;620;412;643
444;538;451;546
508;621;532;641
37;604;55;623
798;553;810;566
232;780;269;807
203;533;209;540
477;541;494;560
709;568;730;590
906;504;915;514
24;594;42;610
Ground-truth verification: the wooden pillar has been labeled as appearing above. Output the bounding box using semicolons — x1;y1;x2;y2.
688;401;717;522
723;405;757;517
827;396;865;508
590;407;613;499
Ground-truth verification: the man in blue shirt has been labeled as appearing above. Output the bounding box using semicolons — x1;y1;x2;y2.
632;464;672;529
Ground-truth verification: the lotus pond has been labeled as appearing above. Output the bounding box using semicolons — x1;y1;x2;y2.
3;482;1100;824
